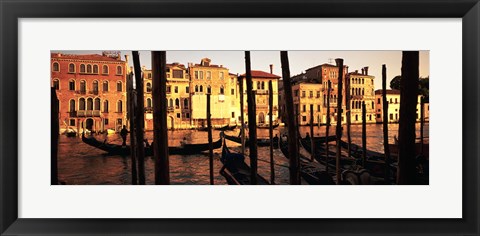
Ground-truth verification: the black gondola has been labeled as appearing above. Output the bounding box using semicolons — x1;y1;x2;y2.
278;136;335;185
220;139;269;185
224;133;279;148
82;133;222;156
213;124;229;131
257;123;279;129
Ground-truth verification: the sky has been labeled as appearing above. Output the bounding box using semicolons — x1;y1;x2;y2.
53;50;429;90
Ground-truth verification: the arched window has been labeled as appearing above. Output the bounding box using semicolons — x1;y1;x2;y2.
79;98;86;110
355;114;358;121
52;62;59;72
146;82;152;93
94;98;101;110
147;98;152;108
175;98;179;108
87;64;92;74
117;100;123;112
257;81;261;90
68;63;75;73
207;85;211;94
80;80;86;93
195;85;198;92
199;85;203;93
362;78;364;84
261;82;265;90
80;64;86;73
52;79;60;90
103;81;108;92
102;65;109;74
93;65;99;74
87;98;93;110
183;98;189;109
116;66;123;75
169;99;173;108
103;100;109;112
117;81;122;92
69;99;76;112
220;85;224;95
92;80;99;93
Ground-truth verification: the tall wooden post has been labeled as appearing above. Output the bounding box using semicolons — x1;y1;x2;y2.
362;101;367;167
245;51;258;184
325;81;331;173
207;93;214;185
269;80;275;184
152;51;170;185
51;87;59;185
382;64;391;183
397;51;420;185
280;51;300;185
346;72;352;159
309;104;315;162
127;72;138;185
132;51;146;184
239;75;246;155
335;58;344;184
420;97;425;155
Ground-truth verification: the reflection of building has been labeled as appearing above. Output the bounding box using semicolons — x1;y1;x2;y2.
238;68;281;125
374;89;428;123
142;63;191;130
51;52;127;134
346;68;376;123
188;58;236;127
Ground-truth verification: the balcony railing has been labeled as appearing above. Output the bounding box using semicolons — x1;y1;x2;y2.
74;110;101;117
145;107;153;113
167;107;174;112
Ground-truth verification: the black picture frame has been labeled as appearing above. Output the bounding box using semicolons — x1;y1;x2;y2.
1;0;479;235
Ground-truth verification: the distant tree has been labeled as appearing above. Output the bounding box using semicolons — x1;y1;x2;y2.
390;75;429;102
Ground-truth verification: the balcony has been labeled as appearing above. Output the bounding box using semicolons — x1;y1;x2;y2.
255;90;269;95
75;110;101;117
89;90;99;95
68;111;77;117
145;107;153;113
167;106;174;112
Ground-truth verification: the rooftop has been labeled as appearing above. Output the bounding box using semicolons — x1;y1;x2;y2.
375;89;401;95
239;70;281;79
51;53;123;62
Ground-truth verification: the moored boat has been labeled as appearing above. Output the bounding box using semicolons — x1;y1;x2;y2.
257;123;279;129
224;133;279;148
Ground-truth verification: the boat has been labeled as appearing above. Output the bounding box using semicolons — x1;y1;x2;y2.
257;123;279;129
82;133;222;156
224;133;279;148
219;139;270;185
299;137;357;168
65;129;77;137
213;124;230;131
225;124;237;131
278;136;335;185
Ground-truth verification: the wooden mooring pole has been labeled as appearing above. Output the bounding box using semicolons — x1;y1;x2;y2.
245;51;258;184
309;104;315;162
335;58;344;184
397;51;419;185
420;96;425;155
325;81;331;173
382;64;391;183
346;72;351;159
127;72;138;185
152;51;170;185
51;87;59;185
362;101;367;167
280;51;300;185
239;75;246;155
207;93;214;185
269;80;275;184
132;51;146;184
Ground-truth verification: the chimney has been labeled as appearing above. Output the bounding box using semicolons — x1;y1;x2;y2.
345;65;349;73
361;68;365;75
124;55;129;64
355;70;358;74
364;66;369;75
269;64;273;74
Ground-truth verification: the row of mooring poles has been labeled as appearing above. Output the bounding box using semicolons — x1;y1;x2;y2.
382;64;391;183
281;51;301;185
245;51;258;184
335;58;344;184
268;80;275;184
51;87;59;185
127;72;138;184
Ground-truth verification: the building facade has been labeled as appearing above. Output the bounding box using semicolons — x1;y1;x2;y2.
289;73;323;125
374;89;427;123
346;67;376;124
238;70;281;125
51;52;127;134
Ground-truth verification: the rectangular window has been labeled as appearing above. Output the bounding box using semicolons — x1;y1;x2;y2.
195;71;199;79
206;71;211;80
317;105;320;112
316;91;320;98
302;91;306;98
174;86;178;93
376;114;380;118
395;98;398;104
69;119;75;126
231;88;235;95
199;71;204;79
172;70;183;78
186;86;190;93
377;98;381;104
302;116;307;122
177;113;181;118
220;72;224;80
105;118;109;125
309;91;313;98
186;113;190;118
302;105;306;112
167;86;171;93
294;90;299;97
231;112;235;118
390;113;393;120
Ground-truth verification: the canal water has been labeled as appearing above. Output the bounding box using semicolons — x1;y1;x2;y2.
57;123;428;185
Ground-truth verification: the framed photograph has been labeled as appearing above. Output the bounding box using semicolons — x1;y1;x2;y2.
1;0;478;235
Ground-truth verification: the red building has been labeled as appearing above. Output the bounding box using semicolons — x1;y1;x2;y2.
51;52;127;134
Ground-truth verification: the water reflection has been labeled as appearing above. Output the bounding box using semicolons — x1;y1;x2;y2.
57;123;428;185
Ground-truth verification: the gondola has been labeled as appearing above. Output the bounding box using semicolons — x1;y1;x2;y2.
299;137;357;168
65;131;77;137
220;139;270;185
224;133;279;148
213;124;230;131
225;124;237;131
82;133;222;156
278;136;335;185
257;123;279;129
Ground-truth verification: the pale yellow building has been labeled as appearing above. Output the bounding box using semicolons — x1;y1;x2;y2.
374;89;427;123
346;68;376;124
289;76;323;126
238;70;281;125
